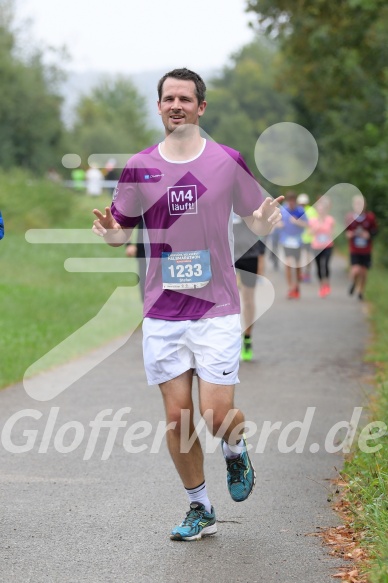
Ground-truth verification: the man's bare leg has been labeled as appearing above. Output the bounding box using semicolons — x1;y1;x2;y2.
198;380;244;443
240;284;255;337
159;369;204;488
163;371;218;540
198;378;256;502
358;266;367;298
285;263;293;291
349;265;361;295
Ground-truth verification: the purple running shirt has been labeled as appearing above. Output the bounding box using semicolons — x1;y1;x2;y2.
111;139;263;321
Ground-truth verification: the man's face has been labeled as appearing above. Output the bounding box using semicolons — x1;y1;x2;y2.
352;195;365;215
157;78;206;135
287;197;297;209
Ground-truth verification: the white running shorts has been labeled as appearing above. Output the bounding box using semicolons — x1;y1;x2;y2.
142;314;241;386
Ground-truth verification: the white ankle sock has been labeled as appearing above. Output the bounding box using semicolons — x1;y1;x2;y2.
185;481;211;514
222;438;245;459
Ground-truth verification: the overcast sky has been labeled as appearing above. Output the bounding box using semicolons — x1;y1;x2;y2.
15;0;256;74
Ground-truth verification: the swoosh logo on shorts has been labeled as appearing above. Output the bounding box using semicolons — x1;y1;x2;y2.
223;370;233;376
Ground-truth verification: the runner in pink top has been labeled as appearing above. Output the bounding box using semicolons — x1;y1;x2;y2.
308;196;335;297
92;68;283;541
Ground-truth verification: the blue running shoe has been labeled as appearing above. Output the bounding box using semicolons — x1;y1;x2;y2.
170;502;217;541
222;436;256;502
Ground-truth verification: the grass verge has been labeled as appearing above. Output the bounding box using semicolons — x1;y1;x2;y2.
337;263;388;582
0;169;143;389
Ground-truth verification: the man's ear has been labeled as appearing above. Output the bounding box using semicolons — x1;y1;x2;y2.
198;100;207;117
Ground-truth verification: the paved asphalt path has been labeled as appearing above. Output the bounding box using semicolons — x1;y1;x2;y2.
0;255;373;583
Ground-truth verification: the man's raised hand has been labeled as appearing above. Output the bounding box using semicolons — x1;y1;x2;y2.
92;206;130;246
246;195;284;236
92;206;118;237
253;196;284;227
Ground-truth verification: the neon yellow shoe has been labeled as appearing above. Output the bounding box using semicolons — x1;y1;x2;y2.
241;337;253;361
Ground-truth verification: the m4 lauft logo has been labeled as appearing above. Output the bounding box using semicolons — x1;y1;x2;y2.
168;185;198;215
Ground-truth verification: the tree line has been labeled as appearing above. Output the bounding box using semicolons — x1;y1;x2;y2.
0;0;156;176
205;0;387;254
1;0;386;252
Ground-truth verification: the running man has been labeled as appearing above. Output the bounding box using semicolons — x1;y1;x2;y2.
297;193;317;282
233;213;264;361
92;68;283;541
345;194;378;301
279;191;308;299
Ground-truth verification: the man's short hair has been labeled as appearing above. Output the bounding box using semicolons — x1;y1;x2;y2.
157;68;207;105
285;191;297;200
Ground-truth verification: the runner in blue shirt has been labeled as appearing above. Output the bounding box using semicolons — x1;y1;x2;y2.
279;192;308;298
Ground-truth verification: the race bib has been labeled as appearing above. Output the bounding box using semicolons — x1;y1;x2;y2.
354;237;367;248
316;234;330;245
283;236;300;249
161;250;212;290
